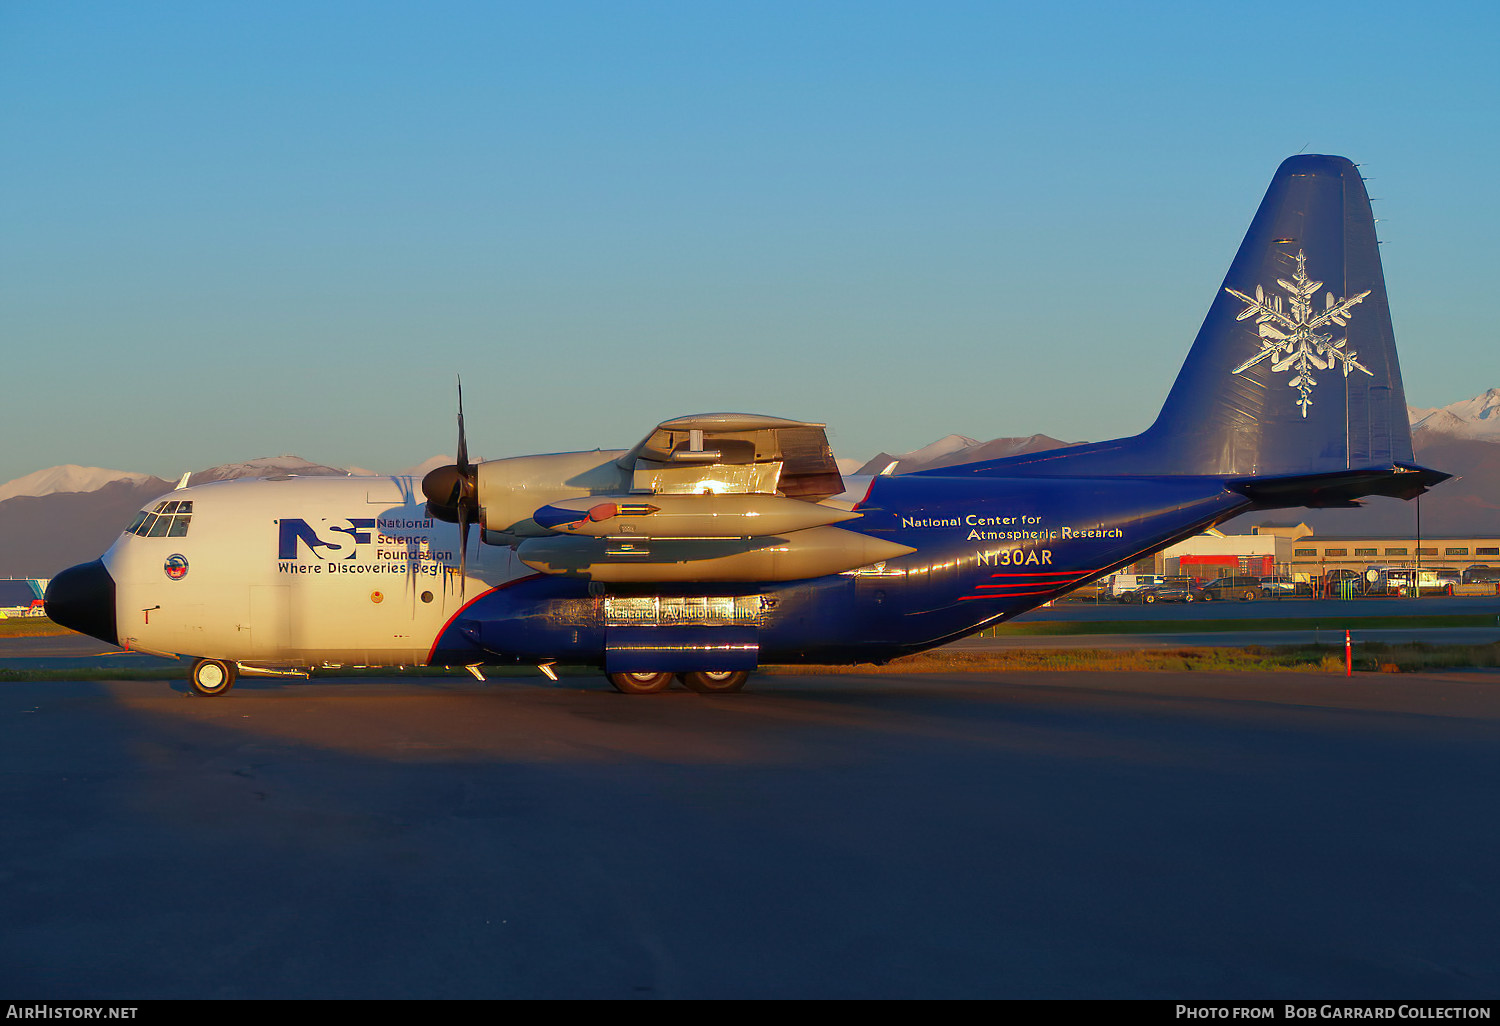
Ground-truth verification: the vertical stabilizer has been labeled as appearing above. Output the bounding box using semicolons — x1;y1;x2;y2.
957;155;1425;489
1139;154;1412;476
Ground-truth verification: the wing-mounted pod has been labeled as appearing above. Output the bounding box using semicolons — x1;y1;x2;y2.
514;527;914;583
532;492;863;538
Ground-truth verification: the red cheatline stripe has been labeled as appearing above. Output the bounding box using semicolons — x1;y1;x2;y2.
959;589;1059;601
974;583;1065;589
425;573;545;664
988;570;1090;578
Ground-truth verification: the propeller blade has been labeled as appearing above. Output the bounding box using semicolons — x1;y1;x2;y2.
422;377;480;524
424;376;478;599
456;376;470;471
457;502;470;600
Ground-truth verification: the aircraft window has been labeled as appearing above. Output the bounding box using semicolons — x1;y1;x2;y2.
126;500;193;538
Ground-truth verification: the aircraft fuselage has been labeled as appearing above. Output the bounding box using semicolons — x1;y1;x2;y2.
84;471;1252;674
45;154;1442;695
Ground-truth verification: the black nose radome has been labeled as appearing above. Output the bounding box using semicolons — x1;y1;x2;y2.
45;560;118;647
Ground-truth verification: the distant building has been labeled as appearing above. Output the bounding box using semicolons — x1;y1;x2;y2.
1284;534;1500;577
1143;524;1500;582
1156;526;1288;578
0;578;47;617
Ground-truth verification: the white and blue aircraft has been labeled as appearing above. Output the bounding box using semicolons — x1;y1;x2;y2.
46;156;1446;695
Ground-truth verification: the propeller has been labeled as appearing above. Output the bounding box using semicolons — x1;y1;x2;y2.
422;379;480;595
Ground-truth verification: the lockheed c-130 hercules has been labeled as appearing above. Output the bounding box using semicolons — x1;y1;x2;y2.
46;155;1447;695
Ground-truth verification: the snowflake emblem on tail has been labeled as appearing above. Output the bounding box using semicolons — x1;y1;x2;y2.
1226;250;1373;417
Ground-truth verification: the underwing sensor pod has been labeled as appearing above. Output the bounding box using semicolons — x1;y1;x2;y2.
48;155;1448;695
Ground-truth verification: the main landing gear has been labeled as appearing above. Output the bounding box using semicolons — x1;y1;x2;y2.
678;670;749;693
189;657;238;696
606;671;675;694
605;670;750;695
186;660;748;696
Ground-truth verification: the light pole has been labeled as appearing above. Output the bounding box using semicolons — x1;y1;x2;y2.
1415;494;1422;599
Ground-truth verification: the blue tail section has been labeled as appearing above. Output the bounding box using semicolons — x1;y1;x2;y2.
1147;154;1410;475
941;155;1445;500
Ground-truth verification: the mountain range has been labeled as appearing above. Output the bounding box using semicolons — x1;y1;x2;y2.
852;390;1500;540
0;456;432;580
1409;388;1500;443
4;391;1496;578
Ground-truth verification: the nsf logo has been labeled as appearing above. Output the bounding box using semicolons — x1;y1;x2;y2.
164;553;189;581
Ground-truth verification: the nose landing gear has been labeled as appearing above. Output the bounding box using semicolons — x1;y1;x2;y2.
189;658;238;696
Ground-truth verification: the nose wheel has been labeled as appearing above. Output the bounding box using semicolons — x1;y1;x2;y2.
189;658;237;696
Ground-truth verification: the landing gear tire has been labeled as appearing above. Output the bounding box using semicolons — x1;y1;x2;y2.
678;670;750;694
190;658;237;696
606;671;674;695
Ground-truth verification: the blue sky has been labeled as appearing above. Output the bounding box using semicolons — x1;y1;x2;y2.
3;0;1495;483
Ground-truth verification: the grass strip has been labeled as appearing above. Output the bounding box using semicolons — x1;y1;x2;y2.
0;618;74;638
987;613;1495;635
770;641;1500;674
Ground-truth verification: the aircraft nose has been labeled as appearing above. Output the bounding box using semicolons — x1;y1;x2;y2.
44;559;118;647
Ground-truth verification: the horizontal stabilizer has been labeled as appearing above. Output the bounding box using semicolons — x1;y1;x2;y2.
1227;463;1450;508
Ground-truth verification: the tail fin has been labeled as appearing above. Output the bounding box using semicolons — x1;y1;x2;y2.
962;155;1443;497
1141;154;1410;476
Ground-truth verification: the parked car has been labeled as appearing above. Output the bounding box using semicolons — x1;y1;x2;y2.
1107;574;1163;600
1257;575;1314;597
1363;566;1452;595
1197;575;1265;602
1127;581;1200;604
1323;568;1369;597
1463;566;1500;585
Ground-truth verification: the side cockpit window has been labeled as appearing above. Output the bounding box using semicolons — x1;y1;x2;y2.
127;500;193;538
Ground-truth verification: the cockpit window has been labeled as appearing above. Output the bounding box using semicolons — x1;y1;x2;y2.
127;500;193;538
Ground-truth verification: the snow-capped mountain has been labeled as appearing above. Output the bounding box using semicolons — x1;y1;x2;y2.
0;465;166;504
1410;388;1500;442
888;434;983;467
855;434;1071;476
0;455;413;578
186;455;350;484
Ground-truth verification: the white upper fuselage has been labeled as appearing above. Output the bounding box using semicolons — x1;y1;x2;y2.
102;475;523;666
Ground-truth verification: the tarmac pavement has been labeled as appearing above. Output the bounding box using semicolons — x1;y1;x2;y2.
2;668;1497;999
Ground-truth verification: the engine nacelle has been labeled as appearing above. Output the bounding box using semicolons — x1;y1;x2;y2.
474;450;630;539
